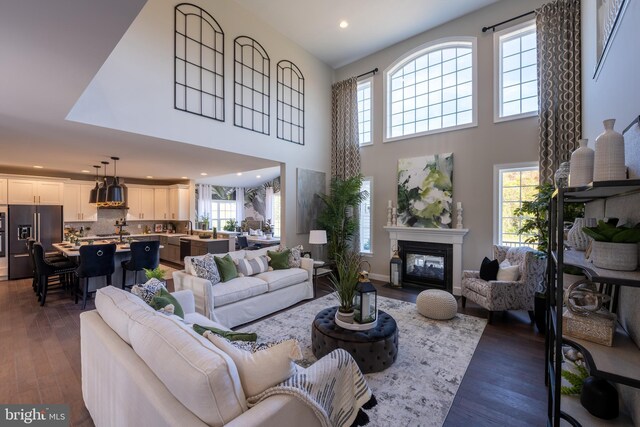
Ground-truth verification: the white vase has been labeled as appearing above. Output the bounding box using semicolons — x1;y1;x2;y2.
567;218;591;251
569;139;594;187
594;119;626;181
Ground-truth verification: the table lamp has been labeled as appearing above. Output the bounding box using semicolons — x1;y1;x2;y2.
309;230;327;264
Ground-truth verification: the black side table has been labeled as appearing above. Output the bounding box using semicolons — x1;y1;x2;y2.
312;261;334;298
311;306;399;373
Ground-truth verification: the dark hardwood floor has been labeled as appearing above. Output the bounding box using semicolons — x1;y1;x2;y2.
0;276;546;426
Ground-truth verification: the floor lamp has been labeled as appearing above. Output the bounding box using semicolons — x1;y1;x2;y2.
309;230;327;265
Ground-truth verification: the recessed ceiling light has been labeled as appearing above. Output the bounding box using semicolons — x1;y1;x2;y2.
256;175;261;178
81;170;90;173
146;176;153;179
339;20;349;29
236;172;242;176
200;172;208;176
33;165;43;169
181;176;188;179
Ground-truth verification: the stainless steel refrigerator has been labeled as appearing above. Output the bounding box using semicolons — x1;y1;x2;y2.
8;205;63;280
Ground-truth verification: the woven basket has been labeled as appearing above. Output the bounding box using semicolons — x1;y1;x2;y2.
590;241;638;271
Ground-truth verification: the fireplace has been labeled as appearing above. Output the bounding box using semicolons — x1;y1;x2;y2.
399;240;453;292
385;226;467;295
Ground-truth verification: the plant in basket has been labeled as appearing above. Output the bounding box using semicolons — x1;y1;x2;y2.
583;220;640;271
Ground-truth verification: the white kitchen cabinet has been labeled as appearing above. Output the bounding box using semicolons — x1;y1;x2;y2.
127;187;155;220
169;185;189;221
63;182;97;222
8;179;64;205
154;187;169;220
0;178;7;204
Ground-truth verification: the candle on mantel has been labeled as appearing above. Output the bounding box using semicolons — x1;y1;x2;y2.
388;200;392;208
457;202;462;210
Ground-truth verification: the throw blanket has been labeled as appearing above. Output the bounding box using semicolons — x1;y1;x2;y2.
247;349;376;427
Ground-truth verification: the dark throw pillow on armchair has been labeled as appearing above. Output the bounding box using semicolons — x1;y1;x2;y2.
479;257;500;281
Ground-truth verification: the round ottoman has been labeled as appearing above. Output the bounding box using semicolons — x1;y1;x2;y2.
311;307;398;373
416;289;457;320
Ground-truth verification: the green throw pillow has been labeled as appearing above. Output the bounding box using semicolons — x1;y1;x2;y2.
215;254;238;282
193;324;258;342
150;288;185;319
268;249;291;270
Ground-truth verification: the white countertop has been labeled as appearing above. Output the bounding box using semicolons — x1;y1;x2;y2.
78;232;188;240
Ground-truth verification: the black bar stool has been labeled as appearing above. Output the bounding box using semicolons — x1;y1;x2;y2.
238;236;259;251
75;243;116;309
28;238;69;294
33;242;77;306
121;240;160;289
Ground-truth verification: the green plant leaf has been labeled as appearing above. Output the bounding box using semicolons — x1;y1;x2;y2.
611;227;640;243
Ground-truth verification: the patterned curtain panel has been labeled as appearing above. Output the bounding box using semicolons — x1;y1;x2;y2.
536;0;582;184
331;77;361;179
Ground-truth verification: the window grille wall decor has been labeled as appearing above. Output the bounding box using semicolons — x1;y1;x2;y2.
234;36;270;135
174;3;224;121
276;60;304;145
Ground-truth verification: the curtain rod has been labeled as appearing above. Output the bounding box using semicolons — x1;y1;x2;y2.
357;68;378;79
482;10;534;33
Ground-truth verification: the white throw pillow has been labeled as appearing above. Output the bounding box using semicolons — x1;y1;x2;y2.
206;333;302;397
497;260;520;281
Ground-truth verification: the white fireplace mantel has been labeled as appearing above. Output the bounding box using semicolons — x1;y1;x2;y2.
384;226;469;295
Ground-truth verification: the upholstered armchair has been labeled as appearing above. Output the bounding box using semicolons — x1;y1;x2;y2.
461;245;546;323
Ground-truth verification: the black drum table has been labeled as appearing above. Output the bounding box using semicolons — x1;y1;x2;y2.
311;306;398;374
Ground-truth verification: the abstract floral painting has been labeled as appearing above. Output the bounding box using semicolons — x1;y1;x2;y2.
398;153;453;228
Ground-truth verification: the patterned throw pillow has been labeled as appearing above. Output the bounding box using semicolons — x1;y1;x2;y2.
131;278;166;303
191;253;221;284
277;245;303;268
235;255;269;276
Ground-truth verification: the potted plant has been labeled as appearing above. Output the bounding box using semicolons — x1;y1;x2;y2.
223;219;238;232
329;250;361;323
583;220;640;271
262;219;273;238
513;183;585;333
144;266;167;285
317;174;368;262
200;214;210;230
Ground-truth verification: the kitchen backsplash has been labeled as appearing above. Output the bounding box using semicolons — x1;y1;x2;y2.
64;208;190;236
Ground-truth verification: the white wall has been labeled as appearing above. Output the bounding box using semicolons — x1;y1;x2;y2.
335;0;546;279
582;2;640;423
67;0;333;249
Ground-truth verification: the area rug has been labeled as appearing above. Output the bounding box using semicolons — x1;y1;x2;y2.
237;294;487;426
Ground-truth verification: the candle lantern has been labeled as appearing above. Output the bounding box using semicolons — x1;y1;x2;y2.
354;281;377;324
389;248;402;288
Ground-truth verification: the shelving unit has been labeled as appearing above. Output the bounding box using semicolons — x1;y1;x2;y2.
546;180;640;427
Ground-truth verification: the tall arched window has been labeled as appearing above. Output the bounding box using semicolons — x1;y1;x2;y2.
276;60;304;145
384;37;477;141
174;3;224;121
234;36;270;135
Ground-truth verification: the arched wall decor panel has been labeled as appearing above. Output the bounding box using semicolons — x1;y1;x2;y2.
174;3;224;121
276;60;305;145
234;36;270;135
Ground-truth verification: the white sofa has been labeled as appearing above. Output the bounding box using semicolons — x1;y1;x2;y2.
172;247;314;327
81;286;323;427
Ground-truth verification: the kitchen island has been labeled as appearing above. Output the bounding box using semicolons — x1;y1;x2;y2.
53;240;164;288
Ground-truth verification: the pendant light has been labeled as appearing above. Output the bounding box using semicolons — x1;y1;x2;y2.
106;156;124;206
97;161;109;207
88;165;101;204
